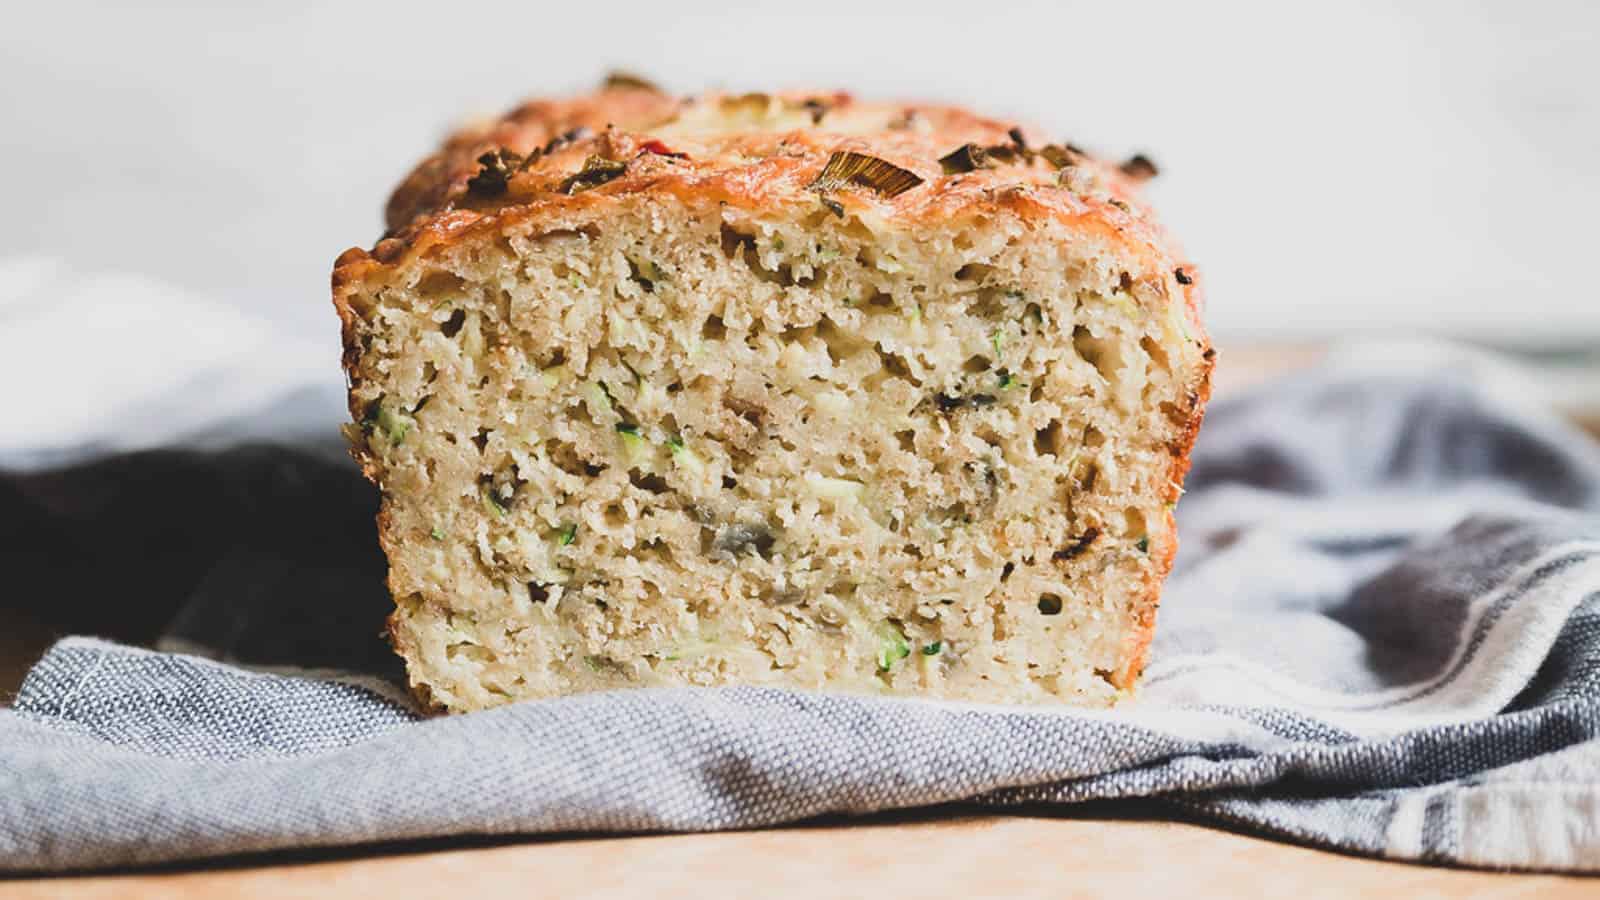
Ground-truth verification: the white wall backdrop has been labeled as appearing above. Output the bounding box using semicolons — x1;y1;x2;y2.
3;1;1596;347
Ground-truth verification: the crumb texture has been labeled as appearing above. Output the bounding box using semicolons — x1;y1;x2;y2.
336;86;1212;712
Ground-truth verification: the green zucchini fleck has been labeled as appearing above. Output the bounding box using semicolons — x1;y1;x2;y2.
482;485;509;519
921;641;942;656
374;405;413;446
616;423;652;466
876;622;911;672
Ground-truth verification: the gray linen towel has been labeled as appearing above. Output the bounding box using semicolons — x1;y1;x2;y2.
3;330;1599;872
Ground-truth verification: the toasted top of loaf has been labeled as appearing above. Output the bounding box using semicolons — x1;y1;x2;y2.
335;79;1203;339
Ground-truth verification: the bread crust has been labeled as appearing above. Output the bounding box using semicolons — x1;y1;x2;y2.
333;80;1213;698
335;83;1205;336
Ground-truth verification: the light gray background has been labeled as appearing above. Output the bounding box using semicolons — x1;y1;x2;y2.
4;1;1596;347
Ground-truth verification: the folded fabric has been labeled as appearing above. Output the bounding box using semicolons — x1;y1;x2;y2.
2;264;1598;872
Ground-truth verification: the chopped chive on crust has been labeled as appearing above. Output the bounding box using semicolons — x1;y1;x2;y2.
337;87;1211;713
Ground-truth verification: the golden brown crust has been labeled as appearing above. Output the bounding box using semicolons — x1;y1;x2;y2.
335;81;1207;346
1119;340;1216;687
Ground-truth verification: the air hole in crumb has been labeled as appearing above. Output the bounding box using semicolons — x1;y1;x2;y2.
1052;527;1100;561
719;224;802;287
441;309;467;338
1124;507;1148;540
719;224;753;259
421;362;438;385
532;226;599;246
629;471;671;494
603;503;627;527
479;473;515;512
903;543;924;561
895;429;916;453
1000;561;1016;582
712;522;776;560
722;475;738;490
667;381;683;394
1078;463;1099;491
1083;425;1106;448
527;583;550;604
963;355;992;375
1035;421;1062;457
416;270;466;301
878;348;918;383
625;258;657;292
1140;336;1170;372
472;428;491;453
1037;594;1063;616
701;315;727;341
1073;324;1122;382
867;291;895;308
446;642;495;664
1072;324;1100;366
724;392;765;428
815;316;862;368
1119;271;1135;292
546;441;588;476
955;262;995;282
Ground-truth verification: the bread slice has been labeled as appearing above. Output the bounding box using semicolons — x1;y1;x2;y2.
333;80;1213;713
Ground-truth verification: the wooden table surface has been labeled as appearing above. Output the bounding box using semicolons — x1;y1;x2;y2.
5;810;1593;898
5;344;1597;896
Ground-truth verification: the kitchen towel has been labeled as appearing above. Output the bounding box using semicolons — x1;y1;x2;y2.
3;260;1599;872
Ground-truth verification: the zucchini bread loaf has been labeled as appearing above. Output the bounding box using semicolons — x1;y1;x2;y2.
334;78;1214;713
